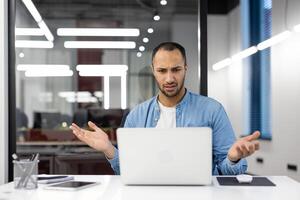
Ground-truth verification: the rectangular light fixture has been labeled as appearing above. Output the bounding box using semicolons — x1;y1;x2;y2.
76;65;128;71
77;65;128;76
17;64;70;71
66;96;98;103
293;24;300;32
104;76;110;110
15;40;54;48
257;31;291;50
57;28;140;37
64;41;136;49
121;75;127;109
15;28;44;36
231;46;258;61
59;91;91;98
94;91;103;98
38;20;54;41
25;70;73;77
79;71;127;77
212;58;232;71
22;0;42;22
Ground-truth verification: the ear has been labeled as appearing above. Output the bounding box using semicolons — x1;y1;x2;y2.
184;65;188;71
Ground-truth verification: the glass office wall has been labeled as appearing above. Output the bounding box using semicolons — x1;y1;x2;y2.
14;0;199;175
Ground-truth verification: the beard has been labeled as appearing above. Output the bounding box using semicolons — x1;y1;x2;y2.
157;80;185;98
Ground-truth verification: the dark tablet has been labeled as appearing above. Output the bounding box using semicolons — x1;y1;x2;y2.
44;181;100;191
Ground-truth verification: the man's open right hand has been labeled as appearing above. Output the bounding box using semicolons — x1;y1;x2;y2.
69;121;115;159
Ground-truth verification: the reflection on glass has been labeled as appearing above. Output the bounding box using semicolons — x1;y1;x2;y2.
15;0;198;175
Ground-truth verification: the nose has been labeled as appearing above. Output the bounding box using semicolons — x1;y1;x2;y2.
165;71;175;83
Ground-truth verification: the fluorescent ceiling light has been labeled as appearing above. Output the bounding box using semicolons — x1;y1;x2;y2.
293;24;300;32
79;71;127;77
94;91;103;98
25;70;73;77
77;64;128;76
59;91;91;98
15;40;54;48
38;20;54;41
22;0;42;22
139;46;145;51
59;91;75;98
153;15;160;21
76;65;128;72
160;0;167;6
66;96;98;103
17;64;69;71
212;58;232;71
232;46;258;61
147;28;154;33
64;41;136;49
121;75;127;109
104;76;110;109
15;28;44;36
257;31;291;50
143;37;149;43
19;52;25;58
57;28;140;37
76;91;91;97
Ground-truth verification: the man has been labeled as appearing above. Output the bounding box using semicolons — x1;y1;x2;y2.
70;42;260;175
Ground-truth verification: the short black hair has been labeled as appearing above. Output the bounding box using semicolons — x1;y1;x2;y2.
151;42;187;65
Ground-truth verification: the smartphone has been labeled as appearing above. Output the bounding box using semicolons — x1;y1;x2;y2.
44;181;100;191
38;175;68;180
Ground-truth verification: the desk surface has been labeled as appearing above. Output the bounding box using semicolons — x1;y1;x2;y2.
0;176;299;200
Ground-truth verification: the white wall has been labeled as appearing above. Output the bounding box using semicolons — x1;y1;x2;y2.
208;0;300;182
247;0;300;182
208;6;245;138
0;0;8;184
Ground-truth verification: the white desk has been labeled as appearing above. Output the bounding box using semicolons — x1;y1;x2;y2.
0;176;299;200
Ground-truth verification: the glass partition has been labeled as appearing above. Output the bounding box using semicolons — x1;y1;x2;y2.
14;0;199;174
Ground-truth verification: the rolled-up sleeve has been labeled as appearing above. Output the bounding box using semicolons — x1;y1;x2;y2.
218;157;248;175
212;103;248;175
107;146;120;175
106;111;135;175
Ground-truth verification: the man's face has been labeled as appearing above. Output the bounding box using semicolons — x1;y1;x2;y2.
152;49;187;98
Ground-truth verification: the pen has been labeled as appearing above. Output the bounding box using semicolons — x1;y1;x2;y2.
23;153;39;188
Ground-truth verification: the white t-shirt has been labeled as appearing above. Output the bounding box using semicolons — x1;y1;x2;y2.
155;101;176;128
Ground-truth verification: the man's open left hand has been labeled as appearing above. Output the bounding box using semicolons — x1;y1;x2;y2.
227;131;260;162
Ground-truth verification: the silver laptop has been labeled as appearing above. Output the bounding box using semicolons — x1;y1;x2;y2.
116;127;212;185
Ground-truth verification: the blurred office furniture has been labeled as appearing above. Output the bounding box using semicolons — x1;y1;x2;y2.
33;112;61;129
16;108;28;129
16;108;128;175
73;108;88;127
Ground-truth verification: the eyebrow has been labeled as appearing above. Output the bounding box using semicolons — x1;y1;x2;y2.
155;65;184;69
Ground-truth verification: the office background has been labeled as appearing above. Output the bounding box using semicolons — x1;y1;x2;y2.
208;0;300;181
1;0;300;184
0;0;9;185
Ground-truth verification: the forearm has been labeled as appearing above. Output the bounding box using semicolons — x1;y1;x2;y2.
218;157;247;175
103;143;115;159
106;146;120;175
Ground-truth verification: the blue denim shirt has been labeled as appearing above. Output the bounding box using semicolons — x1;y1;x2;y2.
108;90;247;175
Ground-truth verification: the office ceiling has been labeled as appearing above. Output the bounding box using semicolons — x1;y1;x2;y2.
208;0;240;14
30;0;239;20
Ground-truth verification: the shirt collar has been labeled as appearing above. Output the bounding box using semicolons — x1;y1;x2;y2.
154;88;189;110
